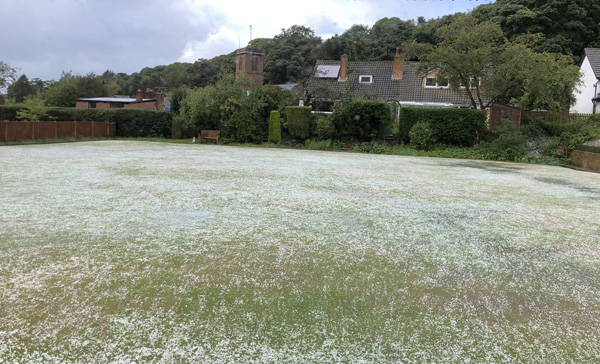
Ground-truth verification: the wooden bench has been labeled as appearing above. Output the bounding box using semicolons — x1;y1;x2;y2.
199;130;220;144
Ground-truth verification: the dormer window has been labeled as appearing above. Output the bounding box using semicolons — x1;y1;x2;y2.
359;75;373;84
424;76;449;88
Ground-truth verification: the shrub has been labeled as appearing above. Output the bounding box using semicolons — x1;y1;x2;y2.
332;100;392;141
286;106;312;140
314;113;336;140
409;122;435;150
111;109;172;138
477;122;527;161
0;105;25;121
399;107;486;146
268;110;282;144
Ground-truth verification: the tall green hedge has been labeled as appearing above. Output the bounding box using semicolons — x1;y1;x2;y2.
332;100;392;141
0;105;172;138
399;107;486;146
286;106;312;140
268;110;282;143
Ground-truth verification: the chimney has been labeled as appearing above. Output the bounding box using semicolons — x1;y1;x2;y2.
156;87;164;111
135;89;143;102
392;48;404;80
339;54;348;82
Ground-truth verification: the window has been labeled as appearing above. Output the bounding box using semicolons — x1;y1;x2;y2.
88;101;96;108
110;102;124;109
359;75;373;84
251;57;258;72
238;57;242;70
424;76;449;88
460;78;480;89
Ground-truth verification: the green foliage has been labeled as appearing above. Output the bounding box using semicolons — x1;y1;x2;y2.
331;100;392;141
286;106;312;140
0;105;25;120
409;122;435;150
477;122;528;161
399;107;486;146
7;74;36;103
268;110;282;144
0;61;17;93
405;14;582;111
16;93;52;121
111;109;172;138
574;144;600;154
304;139;343;150
45;82;78;107
169;87;188;115
314;113;336;140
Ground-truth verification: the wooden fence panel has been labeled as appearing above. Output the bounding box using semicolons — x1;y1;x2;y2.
7;121;33;141
92;121;109;137
34;121;56;139
77;122;93;137
0;122;6;142
56;122;76;138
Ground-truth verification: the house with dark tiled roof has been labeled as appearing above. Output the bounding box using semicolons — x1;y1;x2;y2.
571;48;600;114
306;50;474;111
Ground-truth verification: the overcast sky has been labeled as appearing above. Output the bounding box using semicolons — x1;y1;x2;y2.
2;0;494;81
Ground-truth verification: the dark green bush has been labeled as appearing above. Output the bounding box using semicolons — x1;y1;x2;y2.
477;122;527;161
574;144;600;154
314;113;336;140
399;107;486;146
111;109;172;138
286;106;312;140
48;107;112;122
409;122;436;150
268;110;282;144
0;105;26;121
332;100;392;141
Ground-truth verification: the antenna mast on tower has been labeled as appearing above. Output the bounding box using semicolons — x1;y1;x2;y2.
249;25;253;45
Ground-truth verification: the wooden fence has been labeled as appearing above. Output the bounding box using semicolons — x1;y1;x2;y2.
0;121;116;142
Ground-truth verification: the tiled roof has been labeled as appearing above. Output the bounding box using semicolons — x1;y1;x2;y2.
307;60;475;107
585;48;600;79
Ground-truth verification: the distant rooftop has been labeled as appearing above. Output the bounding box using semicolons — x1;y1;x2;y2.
76;97;155;103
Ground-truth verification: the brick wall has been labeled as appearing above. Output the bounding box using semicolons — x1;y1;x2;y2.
124;101;158;110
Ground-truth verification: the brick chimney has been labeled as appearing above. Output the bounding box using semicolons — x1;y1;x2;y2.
135;89;143;102
392;48;404;80
156;87;164;111
339;54;348;82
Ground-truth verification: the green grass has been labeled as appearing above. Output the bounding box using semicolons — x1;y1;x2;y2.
1;141;599;362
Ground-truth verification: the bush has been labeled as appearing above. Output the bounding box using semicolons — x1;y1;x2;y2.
314;113;336;140
399;107;486;146
0;105;26;121
286;106;312;140
268;110;282;144
409;122;435;150
332;100;392;141
111;109;172;138
477;122;527;161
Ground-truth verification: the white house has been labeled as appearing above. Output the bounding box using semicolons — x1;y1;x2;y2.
571;48;600;114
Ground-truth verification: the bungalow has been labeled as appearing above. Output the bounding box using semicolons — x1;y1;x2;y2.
306;50;475;110
76;88;165;111
571;48;600;114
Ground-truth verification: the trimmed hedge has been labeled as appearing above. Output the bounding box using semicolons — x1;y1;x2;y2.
332;100;392;141
399;107;486;146
0;105;172;138
268;110;282;143
286;106;312;140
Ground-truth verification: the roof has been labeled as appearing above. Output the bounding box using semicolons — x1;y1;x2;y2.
307;59;475;107
585;48;600;79
76;97;155;103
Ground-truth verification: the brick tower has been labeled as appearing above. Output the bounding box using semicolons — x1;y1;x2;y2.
235;48;265;84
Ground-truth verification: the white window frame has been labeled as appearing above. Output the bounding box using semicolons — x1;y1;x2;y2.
424;76;449;89
359;75;373;84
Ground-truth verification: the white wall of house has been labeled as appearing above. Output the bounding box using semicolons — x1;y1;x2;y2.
571;56;599;114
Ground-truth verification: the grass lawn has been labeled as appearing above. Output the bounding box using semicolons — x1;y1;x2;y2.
1;140;599;363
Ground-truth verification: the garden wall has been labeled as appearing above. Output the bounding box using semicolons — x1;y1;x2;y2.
571;149;600;172
0;121;115;142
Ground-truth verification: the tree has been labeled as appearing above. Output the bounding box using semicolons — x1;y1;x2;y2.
482;0;600;62
7;74;36;103
74;73;108;97
45;82;78;107
369;18;416;60
405;14;581;111
17;93;51;121
0;61;17;93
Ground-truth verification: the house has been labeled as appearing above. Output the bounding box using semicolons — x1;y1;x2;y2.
76;88;165;111
571;48;600;114
306;50;475;111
